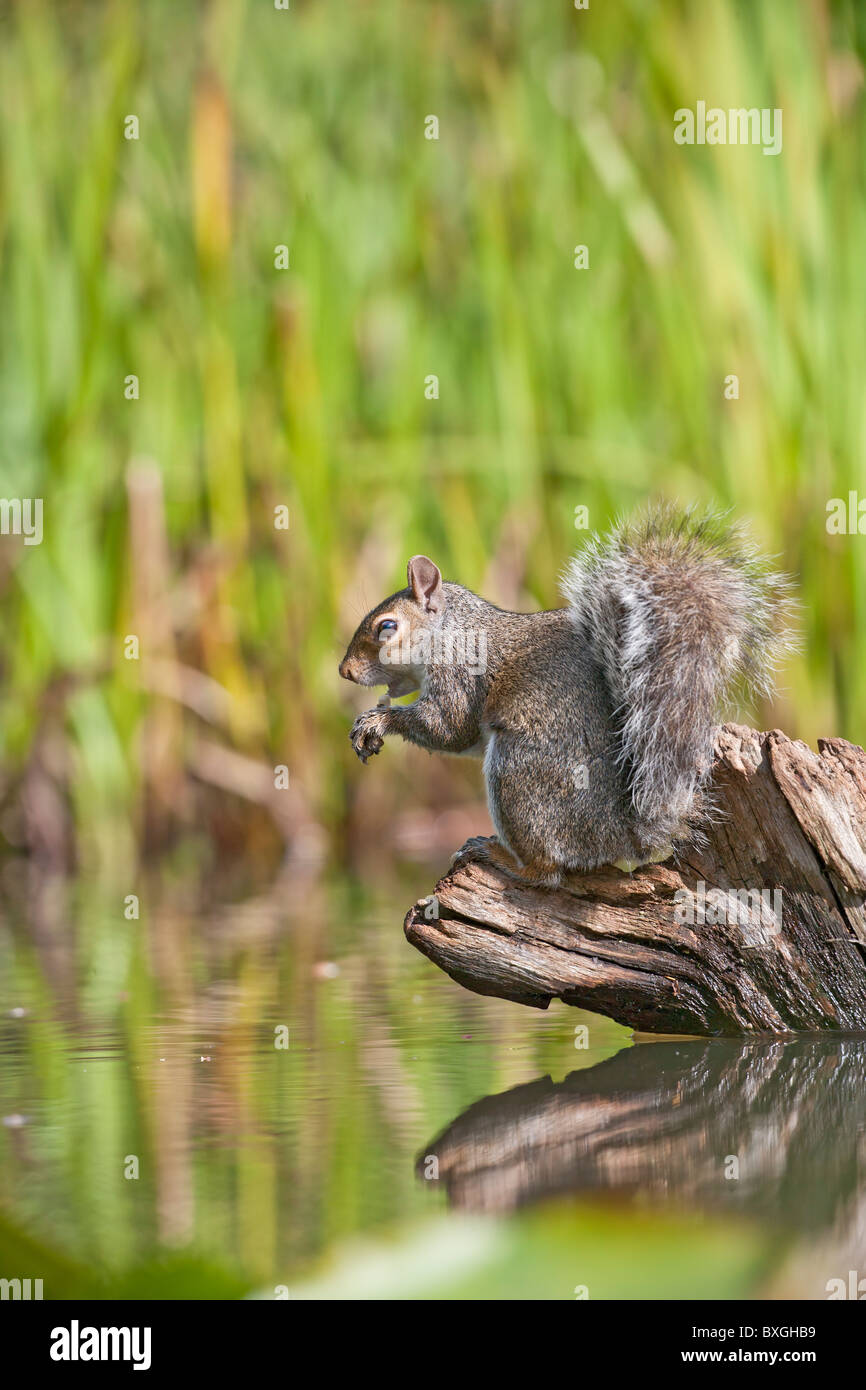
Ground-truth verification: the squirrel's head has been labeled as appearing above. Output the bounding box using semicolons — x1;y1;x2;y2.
339;555;443;697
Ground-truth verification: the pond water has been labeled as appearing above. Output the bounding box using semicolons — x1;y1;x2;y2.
1;864;864;1300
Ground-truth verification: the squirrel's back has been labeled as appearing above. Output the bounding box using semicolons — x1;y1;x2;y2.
561;504;796;852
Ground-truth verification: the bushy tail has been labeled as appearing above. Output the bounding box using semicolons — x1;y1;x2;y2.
561;503;797;850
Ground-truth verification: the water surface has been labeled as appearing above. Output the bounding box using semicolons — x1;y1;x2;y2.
1;868;863;1299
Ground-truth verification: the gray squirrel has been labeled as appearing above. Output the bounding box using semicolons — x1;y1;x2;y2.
339;504;795;883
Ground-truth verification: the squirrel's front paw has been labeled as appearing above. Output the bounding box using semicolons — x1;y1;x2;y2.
350;708;389;763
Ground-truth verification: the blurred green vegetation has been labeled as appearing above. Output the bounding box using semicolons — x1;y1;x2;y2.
0;0;864;879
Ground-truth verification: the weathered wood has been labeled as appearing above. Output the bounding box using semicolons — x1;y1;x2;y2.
403;725;866;1035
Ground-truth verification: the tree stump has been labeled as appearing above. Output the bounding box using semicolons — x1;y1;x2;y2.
403;725;866;1036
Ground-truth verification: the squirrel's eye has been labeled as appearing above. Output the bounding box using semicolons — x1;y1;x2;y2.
376;620;398;639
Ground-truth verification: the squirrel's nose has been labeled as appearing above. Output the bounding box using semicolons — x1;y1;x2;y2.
339;657;356;682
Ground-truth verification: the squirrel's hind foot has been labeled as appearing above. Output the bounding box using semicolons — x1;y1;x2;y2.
612;843;675;874
451;836;562;888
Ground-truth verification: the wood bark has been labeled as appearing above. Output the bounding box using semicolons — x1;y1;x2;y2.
403;725;866;1035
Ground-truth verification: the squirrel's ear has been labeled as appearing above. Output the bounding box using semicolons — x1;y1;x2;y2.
407;555;443;612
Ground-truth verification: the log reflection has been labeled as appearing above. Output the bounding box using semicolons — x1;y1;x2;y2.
420;1038;866;1232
